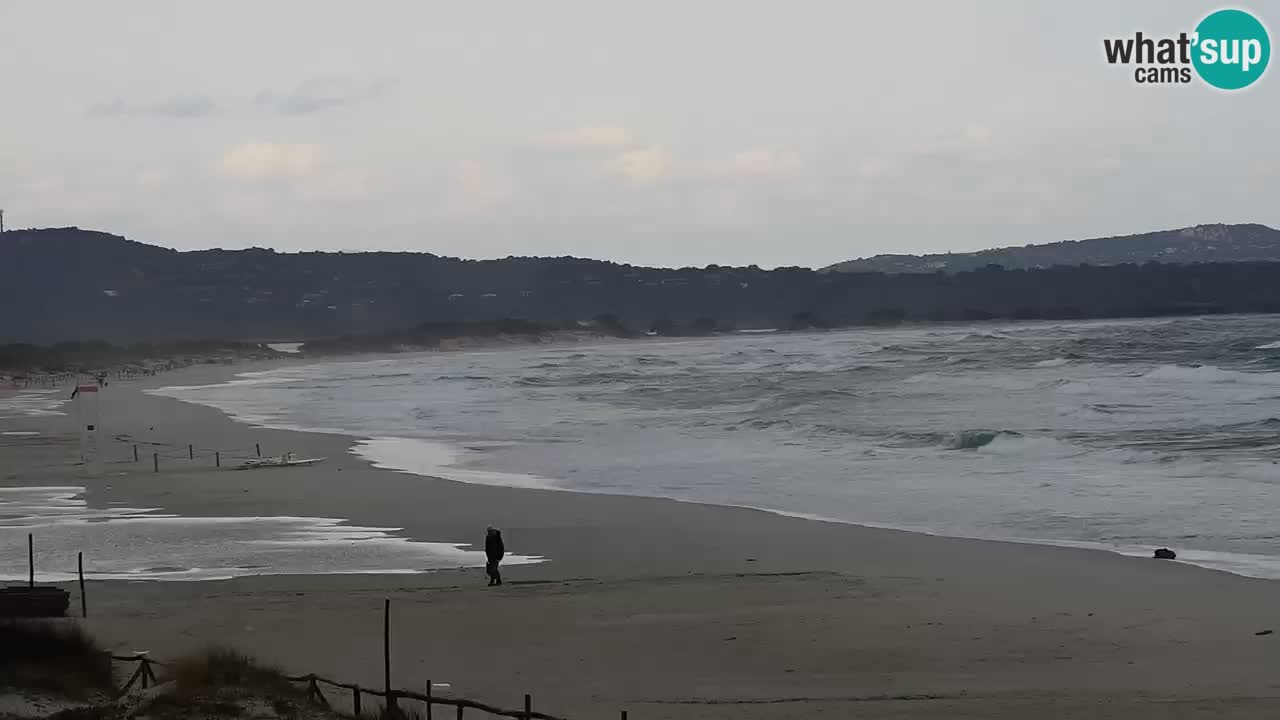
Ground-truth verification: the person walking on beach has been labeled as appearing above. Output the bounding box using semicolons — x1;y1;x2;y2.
485;526;505;586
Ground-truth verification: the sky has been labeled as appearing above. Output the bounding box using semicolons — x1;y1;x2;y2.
1;1;1277;269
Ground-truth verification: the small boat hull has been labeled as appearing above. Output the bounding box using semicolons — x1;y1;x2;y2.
234;456;326;470
0;586;71;617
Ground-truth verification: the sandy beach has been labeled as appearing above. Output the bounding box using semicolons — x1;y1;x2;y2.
4;363;1280;719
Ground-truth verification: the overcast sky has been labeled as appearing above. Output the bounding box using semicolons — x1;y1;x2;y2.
1;1;1276;268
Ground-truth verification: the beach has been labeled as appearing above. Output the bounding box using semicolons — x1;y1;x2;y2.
4;362;1280;718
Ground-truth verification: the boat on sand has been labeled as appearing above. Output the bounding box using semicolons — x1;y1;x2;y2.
234;452;325;470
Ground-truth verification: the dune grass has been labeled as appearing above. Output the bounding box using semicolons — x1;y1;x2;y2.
166;647;297;697
0;619;113;697
375;705;424;720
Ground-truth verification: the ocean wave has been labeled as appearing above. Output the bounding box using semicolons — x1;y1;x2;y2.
977;434;1089;458
728;417;795;431
948;429;1020;450
779;361;858;373
1142;364;1280;384
352;436;561;491
634;356;678;366
1034;357;1072;368
1257;341;1280;350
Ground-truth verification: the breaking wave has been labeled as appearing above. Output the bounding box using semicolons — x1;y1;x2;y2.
948;429;1018;450
1143;364;1280;384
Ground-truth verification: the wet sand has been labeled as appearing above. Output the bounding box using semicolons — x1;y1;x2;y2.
4;364;1280;718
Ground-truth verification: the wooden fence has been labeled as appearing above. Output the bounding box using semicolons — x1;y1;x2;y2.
102;598;623;720
106;653;616;720
125;438;265;471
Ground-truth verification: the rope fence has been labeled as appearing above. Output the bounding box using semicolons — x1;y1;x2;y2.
109;436;268;471
104;653;606;720
17;540;616;719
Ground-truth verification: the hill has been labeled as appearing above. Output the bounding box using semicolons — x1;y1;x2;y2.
6;226;1280;344
822;223;1280;274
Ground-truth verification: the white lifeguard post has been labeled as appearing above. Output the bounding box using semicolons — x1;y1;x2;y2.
72;383;101;469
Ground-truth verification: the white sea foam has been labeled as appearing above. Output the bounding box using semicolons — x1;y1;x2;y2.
1257;341;1280;350
0;486;543;582
267;342;304;354
352;437;561;490
0;390;67;419
1142;364;1280;385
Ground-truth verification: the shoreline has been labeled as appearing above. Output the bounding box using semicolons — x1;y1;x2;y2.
6;355;1275;584
134;357;1280;584
8;358;1280;716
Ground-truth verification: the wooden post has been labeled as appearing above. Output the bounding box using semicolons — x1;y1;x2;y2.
153;453;158;472
312;682;330;709
188;444;193;460
120;659;146;694
384;599;393;708
133;444;139;462
524;694;531;720
28;533;34;587
456;705;463;720
425;681;432;720
215;451;220;468
78;552;87;618
621;711;628;720
352;685;361;716
256;443;261;457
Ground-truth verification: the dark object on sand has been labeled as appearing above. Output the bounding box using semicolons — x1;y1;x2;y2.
1256;629;1274;636
1154;548;1177;560
485;526;505;586
0;586;70;617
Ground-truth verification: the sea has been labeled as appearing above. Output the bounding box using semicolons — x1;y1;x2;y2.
143;315;1280;579
5;315;1280;581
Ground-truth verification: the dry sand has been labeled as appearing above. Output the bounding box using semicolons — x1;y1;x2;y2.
4;363;1280;718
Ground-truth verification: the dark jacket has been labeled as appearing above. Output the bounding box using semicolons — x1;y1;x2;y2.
485;531;505;563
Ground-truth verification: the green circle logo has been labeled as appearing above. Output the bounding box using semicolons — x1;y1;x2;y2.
1192;9;1270;90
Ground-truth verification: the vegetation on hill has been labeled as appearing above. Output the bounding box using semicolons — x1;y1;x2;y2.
5;225;1280;345
822;223;1280;274
0;341;281;376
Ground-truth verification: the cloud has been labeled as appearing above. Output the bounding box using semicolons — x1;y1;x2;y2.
537;126;634;149
87;95;220;119
611;147;671;185
218;142;327;182
444;160;511;216
23;175;65;194
299;168;375;201
709;149;803;179
254;77;394;116
963;123;994;147
136;169;173;189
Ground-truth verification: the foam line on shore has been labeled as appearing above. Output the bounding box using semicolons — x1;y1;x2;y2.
350;436;562;491
0;486;543;582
